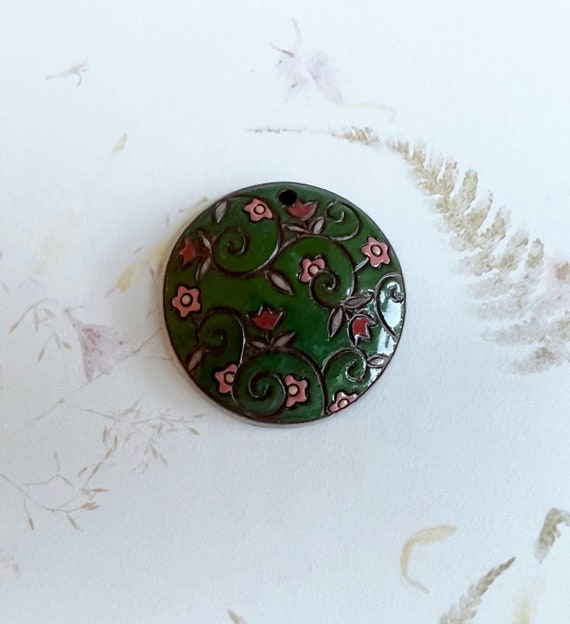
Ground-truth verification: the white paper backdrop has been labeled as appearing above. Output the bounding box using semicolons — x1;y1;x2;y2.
1;2;569;622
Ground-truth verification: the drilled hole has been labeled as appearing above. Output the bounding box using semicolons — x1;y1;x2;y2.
278;189;297;206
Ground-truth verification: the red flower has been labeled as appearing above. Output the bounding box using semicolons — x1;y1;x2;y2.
250;305;284;331
350;314;375;344
284;374;309;408
287;198;318;220
171;285;201;318
214;363;238;394
178;237;197;267
361;236;390;268
298;256;326;283
328;390;358;413
243;198;273;222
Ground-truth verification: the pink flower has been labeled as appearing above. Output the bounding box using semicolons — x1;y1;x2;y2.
287;198;318;220
284;374;309;408
361;236;390;268
350;314;375;344
243;198;273;222
250;305;284;331
214;363;238;394
328;390;358;413
298;256;326;283
171;285;201;318
65;311;131;383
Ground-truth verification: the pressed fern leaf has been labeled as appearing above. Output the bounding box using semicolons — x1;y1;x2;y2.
440;557;515;624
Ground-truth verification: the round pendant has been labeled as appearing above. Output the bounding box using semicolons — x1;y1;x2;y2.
163;182;405;424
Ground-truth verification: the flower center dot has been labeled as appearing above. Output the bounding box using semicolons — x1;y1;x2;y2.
253;204;265;215
371;244;382;256
288;385;299;396
338;398;349;409
308;264;320;276
180;294;192;305
224;372;235;384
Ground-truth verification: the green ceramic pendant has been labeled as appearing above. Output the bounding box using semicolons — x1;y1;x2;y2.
163;182;405;424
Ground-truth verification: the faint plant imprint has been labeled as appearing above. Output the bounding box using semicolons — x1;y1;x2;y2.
0;549;20;582
512;578;542;624
78;401;201;475
111;133;128;154
228;609;247;624
45;62;88;86
0;451;108;531
535;507;570;562
439;557;515;624
9;298;73;362
389;140;570;373
250;126;570;373
400;524;456;593
272;19;343;104
8;299;132;382
0;402;200;531
65;309;131;382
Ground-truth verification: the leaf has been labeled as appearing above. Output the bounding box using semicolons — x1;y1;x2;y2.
68;515;80;530
196;257;212;280
272;331;296;349
214;200;229;223
265;270;293;295
311;216;325;234
250;340;268;350
187;347;204;371
28;516;35;530
62;341;72;349
285;224;307;234
344;292;373;309
328;307;345;338
82;502;100;511
37;347;45;362
368;355;388;368
439;556;515;624
198;230;212;251
535;507;570;562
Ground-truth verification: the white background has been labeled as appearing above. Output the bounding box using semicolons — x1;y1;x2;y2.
1;1;569;622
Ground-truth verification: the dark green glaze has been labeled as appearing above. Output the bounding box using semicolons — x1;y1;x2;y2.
163;182;405;424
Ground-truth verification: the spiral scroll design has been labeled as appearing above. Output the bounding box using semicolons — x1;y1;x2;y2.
163;182;406;424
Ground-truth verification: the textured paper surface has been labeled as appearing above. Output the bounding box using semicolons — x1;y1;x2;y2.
1;2;569;622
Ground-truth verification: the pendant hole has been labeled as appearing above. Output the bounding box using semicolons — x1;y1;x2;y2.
278;189;297;206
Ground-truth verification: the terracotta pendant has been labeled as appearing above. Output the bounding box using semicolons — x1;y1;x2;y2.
163;182;405;424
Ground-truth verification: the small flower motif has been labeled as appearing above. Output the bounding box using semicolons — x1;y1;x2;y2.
284;374;309;408
298;256;326;283
250;305;284;331
350;314;375;344
328;390;358;413
361;236;390;268
243;198;273;222
171;285;201;318
287;198;318;220
178;237;197;267
214;363;238;394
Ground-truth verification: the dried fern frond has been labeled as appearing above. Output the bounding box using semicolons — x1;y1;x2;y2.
329;126;381;148
535;507;570;562
440;557;515;624
388;139;570;373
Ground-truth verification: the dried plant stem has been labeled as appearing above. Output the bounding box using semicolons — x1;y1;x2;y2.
439;557;515;624
535;507;570;562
